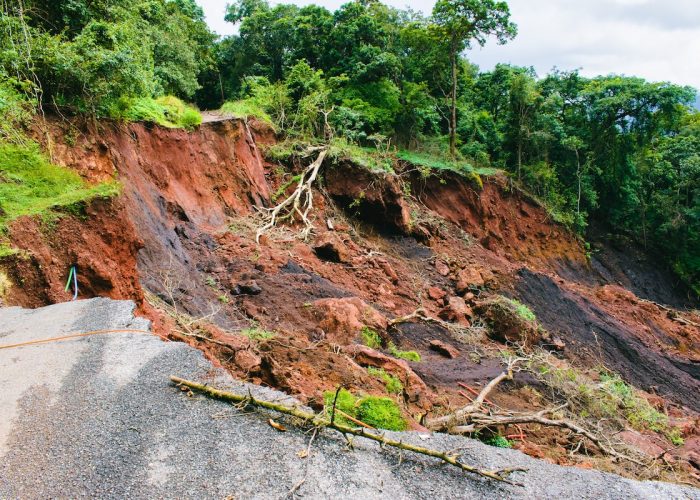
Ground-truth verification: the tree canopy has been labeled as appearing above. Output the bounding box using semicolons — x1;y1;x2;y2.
1;0;698;295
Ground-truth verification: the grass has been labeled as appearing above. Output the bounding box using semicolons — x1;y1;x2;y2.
367;367;404;394
109;95;202;130
397;149;499;188
240;326;276;341
388;342;421;362
328;138;394;172
220;100;275;129
323;388;407;431
0;143;120;241
361;326;383;349
507;298;537;322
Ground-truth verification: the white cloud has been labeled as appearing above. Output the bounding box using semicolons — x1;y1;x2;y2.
196;0;700;90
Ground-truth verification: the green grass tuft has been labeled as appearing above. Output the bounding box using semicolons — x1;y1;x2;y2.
361;326;383;349
388;342;421;362
240;327;276;341
367;367;404;394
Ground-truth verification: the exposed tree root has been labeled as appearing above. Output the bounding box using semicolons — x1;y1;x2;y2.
170;376;527;485
256;148;328;243
424;359;645;466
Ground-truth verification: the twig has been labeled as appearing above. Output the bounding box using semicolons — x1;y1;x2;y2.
170;376;526;485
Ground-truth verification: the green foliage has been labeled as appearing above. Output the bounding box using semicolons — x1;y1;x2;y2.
367;367;404;394
479;433;513;448
508;298;537;322
0;142;120;236
109;96;201;129
361;326;383;349
322;388;407;430
388;342;422;362
221;99;275;128
357;397;407;431
239;326;276;341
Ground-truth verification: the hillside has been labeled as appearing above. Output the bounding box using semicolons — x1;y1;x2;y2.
1;116;698;488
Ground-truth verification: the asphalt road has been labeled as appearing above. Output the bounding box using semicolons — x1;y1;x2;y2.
1;298;698;499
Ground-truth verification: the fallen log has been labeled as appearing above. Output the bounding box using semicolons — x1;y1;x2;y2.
170;375;526;485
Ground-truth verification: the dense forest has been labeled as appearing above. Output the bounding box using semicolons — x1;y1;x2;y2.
1;0;698;295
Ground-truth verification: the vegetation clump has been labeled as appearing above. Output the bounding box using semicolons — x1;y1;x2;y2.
109;96;202;129
361;326;383;349
0;143;120;236
388;342;422;362
240;326;276;341
367;367;404;394
323;388;407;431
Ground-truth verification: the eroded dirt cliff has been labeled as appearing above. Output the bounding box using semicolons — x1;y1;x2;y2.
2;117;699;485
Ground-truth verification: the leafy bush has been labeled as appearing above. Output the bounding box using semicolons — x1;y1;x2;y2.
480;433;513;448
109;96;202;129
0;142;120;236
221;100;275;129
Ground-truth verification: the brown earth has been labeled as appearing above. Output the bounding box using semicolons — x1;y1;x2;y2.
2;116;699;485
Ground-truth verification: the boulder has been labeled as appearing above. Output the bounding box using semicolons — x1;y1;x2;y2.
475;295;542;346
434;260;450;277
313;232;350;263
313;297;387;345
232;280;262;295
438;296;473;326
455;267;485;294
427;286;447;303
429;340;460;359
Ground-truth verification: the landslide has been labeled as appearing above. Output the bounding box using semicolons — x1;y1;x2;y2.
2;117;699;485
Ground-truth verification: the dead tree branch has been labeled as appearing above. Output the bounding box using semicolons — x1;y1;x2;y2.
170;376;526;485
256;149;328;243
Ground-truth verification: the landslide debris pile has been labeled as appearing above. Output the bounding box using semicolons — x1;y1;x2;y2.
1;117;698;486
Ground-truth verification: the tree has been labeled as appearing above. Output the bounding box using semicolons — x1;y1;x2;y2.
431;0;516;157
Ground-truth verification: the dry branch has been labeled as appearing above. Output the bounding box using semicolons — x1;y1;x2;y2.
170;376;526;485
256;149;328;243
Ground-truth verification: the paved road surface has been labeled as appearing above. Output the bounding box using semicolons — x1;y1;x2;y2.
1;298;698;499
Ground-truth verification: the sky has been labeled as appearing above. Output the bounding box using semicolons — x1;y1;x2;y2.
196;0;700;93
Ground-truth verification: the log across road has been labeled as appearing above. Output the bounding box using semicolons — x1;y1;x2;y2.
0;298;697;499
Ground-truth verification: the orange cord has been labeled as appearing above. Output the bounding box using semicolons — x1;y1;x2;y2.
0;329;152;350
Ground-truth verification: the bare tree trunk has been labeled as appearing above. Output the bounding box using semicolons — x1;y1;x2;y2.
450;47;457;159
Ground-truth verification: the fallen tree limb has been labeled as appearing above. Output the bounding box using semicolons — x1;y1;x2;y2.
256;149;328;243
170;376;526;485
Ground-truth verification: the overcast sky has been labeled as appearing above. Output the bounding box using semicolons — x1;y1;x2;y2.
196;0;700;92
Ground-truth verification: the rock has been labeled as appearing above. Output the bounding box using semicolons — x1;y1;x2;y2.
464;292;475;302
313;297;387;344
429;340;460;359
455;267;485;294
344;344;432;409
234;350;262;373
428;286;447;302
233;280;262;295
435;260;450;277
475;295;542;346
618;430;666;458
313;232;350;263
376;258;399;284
438;296;473;326
549;336;566;351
